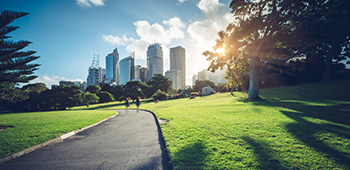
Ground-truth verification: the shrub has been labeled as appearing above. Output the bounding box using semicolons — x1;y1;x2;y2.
151;89;167;101
97;91;115;103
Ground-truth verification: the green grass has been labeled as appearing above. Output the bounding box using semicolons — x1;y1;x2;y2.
107;79;350;169
0;109;116;158
1;79;349;169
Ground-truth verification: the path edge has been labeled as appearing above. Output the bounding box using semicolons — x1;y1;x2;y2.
142;109;174;170
0;112;119;164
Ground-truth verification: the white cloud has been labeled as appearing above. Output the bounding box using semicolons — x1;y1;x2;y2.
76;0;105;8
102;0;233;85
102;17;185;60
30;74;84;88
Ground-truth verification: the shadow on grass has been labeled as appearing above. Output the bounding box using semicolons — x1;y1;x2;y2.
282;110;350;168
242;136;287;169
251;98;350;168
171;141;208;169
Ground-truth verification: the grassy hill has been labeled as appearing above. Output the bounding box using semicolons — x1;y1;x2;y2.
1;79;349;169
138;79;350;169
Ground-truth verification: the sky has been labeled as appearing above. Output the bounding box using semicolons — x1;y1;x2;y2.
2;0;234;87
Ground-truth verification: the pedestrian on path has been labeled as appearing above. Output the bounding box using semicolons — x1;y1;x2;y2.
125;97;130;112
136;96;141;112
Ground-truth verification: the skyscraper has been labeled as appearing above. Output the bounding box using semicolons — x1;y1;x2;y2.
119;52;135;85
170;46;186;88
87;67;102;86
105;48;119;84
140;67;148;82
165;69;181;89
134;65;141;80
147;43;163;80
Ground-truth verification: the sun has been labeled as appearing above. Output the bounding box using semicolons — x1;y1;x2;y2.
215;48;225;54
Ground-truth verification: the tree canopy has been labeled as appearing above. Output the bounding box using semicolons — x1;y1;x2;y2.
204;0;350;99
0;10;40;88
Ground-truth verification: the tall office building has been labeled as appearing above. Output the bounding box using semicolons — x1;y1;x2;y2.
119;52;135;85
170;46;186;88
105;48;120;84
147;43;163;80
134;65;141;80
140;67;148;82
165;69;182;89
87;67;102;86
105;53;114;83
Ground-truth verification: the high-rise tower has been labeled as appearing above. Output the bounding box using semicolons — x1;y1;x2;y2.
105;48;119;84
119;52;135;85
170;46;186;88
147;43;163;80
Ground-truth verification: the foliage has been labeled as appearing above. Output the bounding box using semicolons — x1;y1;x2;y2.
82;92;99;106
110;85;124;102
146;74;173;97
151;89;167;101
192;79;216;92
86;84;101;94
97;91;115;103
204;0;350;99
124;80;149;99
0;10;40;88
101;83;112;92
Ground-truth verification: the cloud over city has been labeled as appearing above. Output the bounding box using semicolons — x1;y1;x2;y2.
102;0;233;84
76;0;105;8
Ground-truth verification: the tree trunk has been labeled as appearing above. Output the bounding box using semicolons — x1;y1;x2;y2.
320;46;334;82
248;56;260;100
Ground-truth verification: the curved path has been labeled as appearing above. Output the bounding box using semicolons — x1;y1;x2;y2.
0;109;171;170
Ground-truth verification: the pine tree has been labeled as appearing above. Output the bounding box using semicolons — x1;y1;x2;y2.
0;10;40;88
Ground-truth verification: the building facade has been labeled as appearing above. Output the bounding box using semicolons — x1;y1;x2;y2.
134;65;141;81
87;67;102;86
170;46;186;88
119;52;135;85
105;53;114;84
165;69;182;89
147;43;163;80
140;67;148;82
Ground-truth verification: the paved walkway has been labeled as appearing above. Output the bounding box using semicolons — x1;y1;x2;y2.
0;110;171;170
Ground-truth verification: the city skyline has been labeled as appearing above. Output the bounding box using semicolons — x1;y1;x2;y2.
1;0;233;87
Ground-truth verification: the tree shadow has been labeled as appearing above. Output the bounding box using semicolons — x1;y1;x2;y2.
171;141;209;169
282;110;350;168
241;136;287;169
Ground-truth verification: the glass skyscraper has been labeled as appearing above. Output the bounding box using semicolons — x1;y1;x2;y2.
147;43;163;80
119;52;135;85
105;48;119;84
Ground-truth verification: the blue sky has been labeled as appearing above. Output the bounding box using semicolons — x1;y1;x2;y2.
2;0;233;87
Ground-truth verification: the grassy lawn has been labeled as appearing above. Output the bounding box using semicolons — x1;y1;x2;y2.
1;79;349;169
107;79;350;169
0;109;116;158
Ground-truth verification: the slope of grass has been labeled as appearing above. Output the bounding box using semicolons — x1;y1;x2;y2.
128;79;350;169
0;110;116;158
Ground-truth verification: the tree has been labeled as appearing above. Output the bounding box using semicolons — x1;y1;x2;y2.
124;81;149;99
152;89;167;101
101;83;112;92
82;92;99;107
204;0;350;99
192;80;216;93
146;74;172;97
86;84;101;94
97;91;115;103
110;85;124;102
0;10;40;88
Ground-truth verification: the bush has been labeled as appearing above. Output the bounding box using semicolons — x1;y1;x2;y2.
82;92;99;107
151;89;168;101
97;91;115;103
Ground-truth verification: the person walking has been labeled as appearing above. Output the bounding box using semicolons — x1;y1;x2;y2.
125;97;130;112
136;96;141;112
